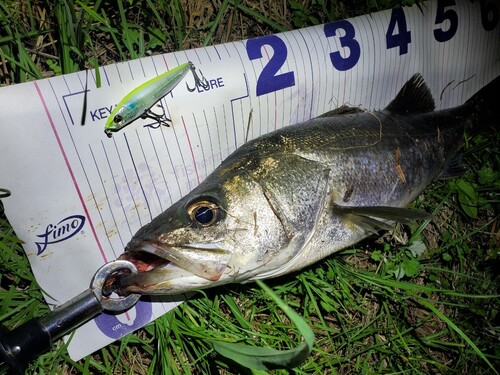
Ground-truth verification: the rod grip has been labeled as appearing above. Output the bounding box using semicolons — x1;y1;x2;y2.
0;289;102;374
0;319;51;374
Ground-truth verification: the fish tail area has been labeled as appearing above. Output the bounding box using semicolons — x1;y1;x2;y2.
465;75;500;131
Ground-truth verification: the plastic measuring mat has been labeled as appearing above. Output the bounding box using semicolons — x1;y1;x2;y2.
0;0;498;360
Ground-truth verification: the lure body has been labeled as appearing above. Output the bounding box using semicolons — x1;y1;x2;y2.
104;62;192;137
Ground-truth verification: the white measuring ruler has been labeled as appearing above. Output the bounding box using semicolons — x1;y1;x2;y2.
0;0;498;360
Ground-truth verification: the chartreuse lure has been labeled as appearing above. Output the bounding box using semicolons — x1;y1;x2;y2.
104;61;209;137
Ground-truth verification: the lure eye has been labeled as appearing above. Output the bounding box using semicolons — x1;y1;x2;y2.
113;115;123;125
187;200;221;227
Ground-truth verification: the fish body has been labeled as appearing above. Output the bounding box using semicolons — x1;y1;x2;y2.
119;74;499;295
104;62;191;137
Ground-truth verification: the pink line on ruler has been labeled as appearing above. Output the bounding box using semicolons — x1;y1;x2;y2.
181;115;200;184
33;81;108;263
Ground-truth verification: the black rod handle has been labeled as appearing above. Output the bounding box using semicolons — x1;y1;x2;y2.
0;288;102;374
0;260;140;374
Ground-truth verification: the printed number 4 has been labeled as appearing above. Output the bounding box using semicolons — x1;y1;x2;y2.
246;35;295;96
386;8;411;55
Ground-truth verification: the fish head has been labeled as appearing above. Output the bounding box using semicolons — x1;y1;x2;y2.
118;164;290;295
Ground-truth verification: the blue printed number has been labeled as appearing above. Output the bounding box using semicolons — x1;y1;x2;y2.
480;0;499;31
246;35;295;96
324;20;360;71
386;8;411;55
434;0;458;42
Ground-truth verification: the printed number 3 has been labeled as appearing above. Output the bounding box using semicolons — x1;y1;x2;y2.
324;20;361;71
246;35;295;96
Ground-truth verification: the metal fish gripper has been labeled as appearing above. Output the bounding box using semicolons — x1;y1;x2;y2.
0;260;141;374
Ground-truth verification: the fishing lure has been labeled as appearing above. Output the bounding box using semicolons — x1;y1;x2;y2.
104;61;209;137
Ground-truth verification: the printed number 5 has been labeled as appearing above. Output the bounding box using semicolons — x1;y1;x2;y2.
324;20;361;71
246;35;295;96
434;0;458;42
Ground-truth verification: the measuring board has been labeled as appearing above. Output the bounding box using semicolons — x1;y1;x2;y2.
0;0;499;360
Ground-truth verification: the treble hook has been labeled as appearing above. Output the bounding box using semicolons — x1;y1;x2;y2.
141;104;171;129
186;61;210;92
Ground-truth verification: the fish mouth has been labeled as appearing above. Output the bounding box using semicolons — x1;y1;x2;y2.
117;241;230;295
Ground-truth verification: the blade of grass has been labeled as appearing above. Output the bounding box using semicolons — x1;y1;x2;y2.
116;0;137;59
202;0;230;46
55;0;80;73
416;296;498;374
209;280;314;370
168;0;187;51
229;0;288;33
76;0;108;27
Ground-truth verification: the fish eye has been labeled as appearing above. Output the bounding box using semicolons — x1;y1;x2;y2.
187;200;221;227
113;115;123;125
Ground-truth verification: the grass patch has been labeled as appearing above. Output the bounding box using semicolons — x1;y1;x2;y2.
1;0;499;374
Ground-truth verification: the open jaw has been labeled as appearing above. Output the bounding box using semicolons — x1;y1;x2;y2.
117;243;230;295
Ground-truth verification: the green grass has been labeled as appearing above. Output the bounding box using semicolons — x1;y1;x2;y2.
1;0;499;374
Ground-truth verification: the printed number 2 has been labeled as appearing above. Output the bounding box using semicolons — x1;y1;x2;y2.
324;20;361;71
434;0;458;42
386;8;411;55
246;35;295;96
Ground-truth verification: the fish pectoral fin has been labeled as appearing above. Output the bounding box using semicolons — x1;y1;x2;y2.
333;204;432;233
438;154;466;180
345;214;394;234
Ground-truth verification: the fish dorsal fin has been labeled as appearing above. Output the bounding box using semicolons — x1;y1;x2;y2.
385;73;435;114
